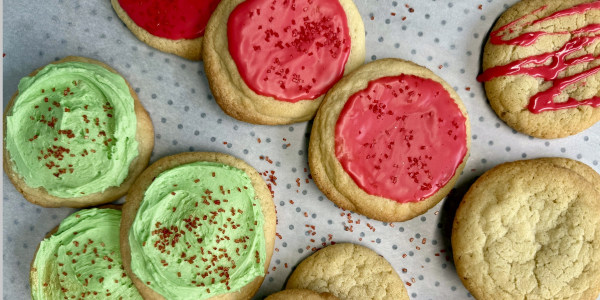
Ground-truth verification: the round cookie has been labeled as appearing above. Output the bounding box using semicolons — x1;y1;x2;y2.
452;158;600;300
478;0;600;138
3;56;154;208
265;289;339;300
111;0;221;60
120;152;276;300
309;58;470;222
202;0;365;125
30;207;142;299
286;243;408;300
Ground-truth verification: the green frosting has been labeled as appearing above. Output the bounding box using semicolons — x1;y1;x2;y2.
129;162;266;299
31;208;142;299
5;61;139;198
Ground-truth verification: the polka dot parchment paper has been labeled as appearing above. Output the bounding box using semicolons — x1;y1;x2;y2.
3;0;599;299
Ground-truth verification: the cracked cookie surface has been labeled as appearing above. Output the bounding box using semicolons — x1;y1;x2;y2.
452;158;600;300
286;243;408;300
265;289;339;300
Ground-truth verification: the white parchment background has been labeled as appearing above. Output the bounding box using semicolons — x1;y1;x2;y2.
3;0;600;299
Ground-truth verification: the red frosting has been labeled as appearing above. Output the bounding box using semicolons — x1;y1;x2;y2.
478;2;600;113
118;0;221;40
335;75;468;203
227;0;351;103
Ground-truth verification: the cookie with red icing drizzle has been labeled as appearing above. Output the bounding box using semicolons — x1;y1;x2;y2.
479;0;600;138
202;0;365;125
111;0;221;60
309;59;470;222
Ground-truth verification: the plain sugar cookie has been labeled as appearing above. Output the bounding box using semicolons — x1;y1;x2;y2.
309;58;470;222
265;289;339;300
203;0;365;124
3;56;154;208
120;152;276;300
452;158;600;300
478;0;600;138
286;243;408;300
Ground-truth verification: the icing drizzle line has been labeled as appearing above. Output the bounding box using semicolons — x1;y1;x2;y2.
477;2;600;113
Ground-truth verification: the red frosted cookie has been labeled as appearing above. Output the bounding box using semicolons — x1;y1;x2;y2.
203;0;366;124
309;59;471;222
111;0;221;60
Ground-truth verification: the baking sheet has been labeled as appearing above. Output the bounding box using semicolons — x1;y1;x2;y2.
3;0;600;299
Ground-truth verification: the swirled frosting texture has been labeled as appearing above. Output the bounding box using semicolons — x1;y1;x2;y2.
129;162;266;299
5;61;139;198
31;208;142;299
